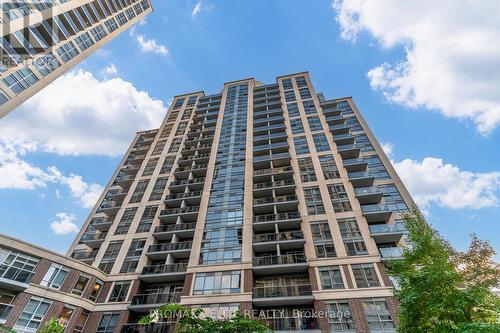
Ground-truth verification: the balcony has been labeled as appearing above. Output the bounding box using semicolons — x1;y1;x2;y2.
337;144;361;159
72;250;97;263
80;232;107;248
129;293;181;312
348;171;375;187
147;242;192;260
253;180;295;195
93;219;113;232
0;265;35;291
159;206;199;222
253;152;291;165
380;247;404;260
253;108;283;118
333;133;355;145
254;115;285;125
370;222;407;243
126;155;145;165
122;165;140;175
182;144;212;155
253;253;308;275
325;115;345;125
253;231;304;251
330;123;350;134
139;263;188;282
253;123;286;135
355;187;383;204
342;158;367;172
253;285;313;306
253;166;294;181
253;212;301;232
177;153;210;165
169;178;205;190
116;175;135;187
97;202;121;216
174;164;208;178
361;204;392;222
153;223;197;240
121;323;175;333
253;132;288;143
253;141;289;153
253;195;298;214
259;316;319;332
164;191;202;206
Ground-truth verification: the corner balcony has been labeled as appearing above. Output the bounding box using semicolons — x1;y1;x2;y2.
330;123;350;134
253;211;301;232
125;155;145;165
72;250;97;264
325;115;345;125
164;191;202;206
361;204;392;222
139;263;188;282
97;202;121;216
337;143;361;159
253;231;305;251
355;187;383;204
108;190;128;202
146;242;192;260
129;293;181;312
253;253;308;275
252;285;313;306
342;158;368;172
348;171;375;188
370;222;407;243
158;206;199;222
169;178;205;191
153;223;197;240
333;133;355;145
0;265;35;291
122;165;140;175
80;232;107;248
379;247;404;261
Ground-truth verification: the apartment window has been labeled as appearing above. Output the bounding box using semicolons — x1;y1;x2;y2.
58;305;75;327
159;156;175;174
151;140;167;155
362;299;396;331
160;124;173;138
136;205;158;233
294;136;309;155
125;7;136;20
108;281;131;302
289;118;304;134
328;185;352;213
72;310;89;333
303;186;325;215
129;180;149;203
142;158;158;176
14;297;51;331
89;279;103;302
96;313;119;333
345;117;363;132
354;134;374;152
0;291;15;321
90;24;107;41
313;133;330;152
299;87;312;100
149;177;167;201
114;207;137;235
287;102;300;117
56;41;79;62
175;122;188;136
182;109;193;119
282;78;293;90
338;218;368;256
311;221;336;258
327;301;356;332
71;274;90;296
40;264;68;289
295;76;307;87
319;155;340;179
104;17;118;32
75;32;94;51
116;12;127;25
120;239;146;273
3;68;38;94
173;97;185;109
168;138;182;153
0;89;10;106
319;266;344;289
0;248;39;283
193;271;241;295
365;156;390;179
352;264;380;288
284;90;296;102
307;116;323;131
187;95;198;106
167;111;179;122
298;157;317;182
34;53;60;77
99;241;123;274
378;184;408;213
303;100;317;114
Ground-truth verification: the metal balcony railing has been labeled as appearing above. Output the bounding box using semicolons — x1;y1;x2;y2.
131;293;181;305
253;166;293;176
253;284;312;298
253;253;307;266
253;211;301;223
253;180;295;190
253;231;304;243
141;263;188;275
148;242;193;253
155;223;197;233
164;191;202;200
160;206;199;215
253;195;298;205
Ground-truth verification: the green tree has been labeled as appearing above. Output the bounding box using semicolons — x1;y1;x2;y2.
139;303;271;333
389;208;500;333
38;318;65;333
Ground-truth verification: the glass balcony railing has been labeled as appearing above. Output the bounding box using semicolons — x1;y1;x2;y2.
253;253;307;266
253;141;289;151
253;284;312;298
72;251;97;261
155;223;197;233
253;231;304;243
361;204;391;213
253;166;293;176
253;195;298;205
253;132;288;142
141;263;188;275
253;152;291;162
253;180;295;190
253;211;301;223
355;187;381;196
380;247;404;259
348;171;372;179
370;222;407;234
148;242;193;253
160;206;199;215
343;158;366;166
81;232;107;242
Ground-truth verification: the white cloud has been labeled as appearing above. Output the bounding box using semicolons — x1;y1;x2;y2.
0;70;165;156
393;157;500;210
50;212;79;235
192;1;202;18
102;63;118;76
380;142;394;158
0;141;103;208
130;28;169;56
333;0;500;134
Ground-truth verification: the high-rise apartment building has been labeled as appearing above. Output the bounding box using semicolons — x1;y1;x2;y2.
0;0;153;117
0;72;415;333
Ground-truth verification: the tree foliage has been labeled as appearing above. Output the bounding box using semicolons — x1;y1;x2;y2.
389;208;500;333
139;303;271;333
38;318;65;333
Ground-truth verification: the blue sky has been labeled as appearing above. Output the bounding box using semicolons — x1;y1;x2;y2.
0;0;499;257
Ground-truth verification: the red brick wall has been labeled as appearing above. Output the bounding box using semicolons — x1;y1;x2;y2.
308;267;319;291
240;301;252;318
386;296;399;326
376;262;393;287
65;307;82;333
243;269;253;293
4;292;31;328
60;269;80;293
83;312;102;333
127;279;141;302
97;282;112;303
342;265;354;288
114;310;130;333
348;298;370;333
40;301;64;327
31;258;52;284
182;273;193;296
314;300;329;333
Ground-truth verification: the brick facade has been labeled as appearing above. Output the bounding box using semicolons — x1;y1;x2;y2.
314;300;329;333
4;292;31;328
181;273;193;296
243;269;253;293
30;258;52;285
